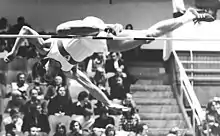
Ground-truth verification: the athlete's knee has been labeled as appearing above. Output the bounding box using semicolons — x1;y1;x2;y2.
21;26;32;34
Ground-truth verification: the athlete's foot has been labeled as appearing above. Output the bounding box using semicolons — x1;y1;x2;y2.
187;8;215;23
108;102;130;111
4;52;16;63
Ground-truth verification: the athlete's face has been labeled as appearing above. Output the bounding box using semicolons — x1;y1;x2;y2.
44;59;61;82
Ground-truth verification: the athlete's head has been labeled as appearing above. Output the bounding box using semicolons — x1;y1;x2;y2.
32;58;62;82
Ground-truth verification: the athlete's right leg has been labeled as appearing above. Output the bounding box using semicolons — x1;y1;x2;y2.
4;26;49;63
70;68;128;110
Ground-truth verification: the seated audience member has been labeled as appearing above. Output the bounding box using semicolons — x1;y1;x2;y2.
53;123;67;136
105;124;116;136
0;75;6;131
122;93;136;109
22;104;50;135
28;76;46;100
122;24;141;61
105;52;125;74
119;108;140;132
72;91;93;116
93;107;115;129
86;52;106;73
48;86;73;116
3;123;18;136
6;73;29;112
21;88;47;115
32;86;45;101
2;108;23;132
135;123;149;136
9;16;31;34
109;76;128;101
91;67;108;87
67;120;83;136
45;75;66;100
108;68;131;92
7;16;31;46
28;125;49;136
0;17;10;52
203;98;220;136
27;126;42;136
72;91;94;129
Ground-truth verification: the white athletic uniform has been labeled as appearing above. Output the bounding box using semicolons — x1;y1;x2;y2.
46;31;108;72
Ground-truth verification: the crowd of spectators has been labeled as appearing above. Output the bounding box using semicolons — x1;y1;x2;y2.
0;17;147;136
0;16;202;136
0;50;149;136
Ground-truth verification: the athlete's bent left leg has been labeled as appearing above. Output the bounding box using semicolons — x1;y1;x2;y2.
4;26;49;63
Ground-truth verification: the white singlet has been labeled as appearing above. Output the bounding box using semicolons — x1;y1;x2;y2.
46;31;108;72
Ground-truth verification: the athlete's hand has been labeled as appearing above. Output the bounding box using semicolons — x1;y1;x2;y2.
4;52;16;63
113;23;123;35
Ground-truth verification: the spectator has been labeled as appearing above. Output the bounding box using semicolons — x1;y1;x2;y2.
67;120;83;136
93;107;115;129
53;123;67;136
125;24;133;30
9;16;31;34
2;108;23;132
20;88;47;116
72;91;93;116
105;52;125;74
72;91;94;129
28;76;47;100
203;98;220;136
3;123;18;136
86;52;106;73
45;75;65;100
32;86;45;100
119;108;140;132
109;68;131;92
135;123;149;136
7;17;34;58
91;67;108;87
0;73;6;131
122;93;137;109
105;124;116;136
28;126;45;136
122;24;141;62
22;104;50;135
48;86;73;116
0;17;10;52
6;73;29;112
109;76;128;100
0;17;9;31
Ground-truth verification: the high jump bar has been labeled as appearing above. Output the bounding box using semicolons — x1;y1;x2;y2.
1;34;220;41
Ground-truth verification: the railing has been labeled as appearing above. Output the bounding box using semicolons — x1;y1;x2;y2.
172;49;205;135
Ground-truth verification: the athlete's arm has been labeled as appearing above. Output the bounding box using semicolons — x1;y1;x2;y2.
4;26;50;63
